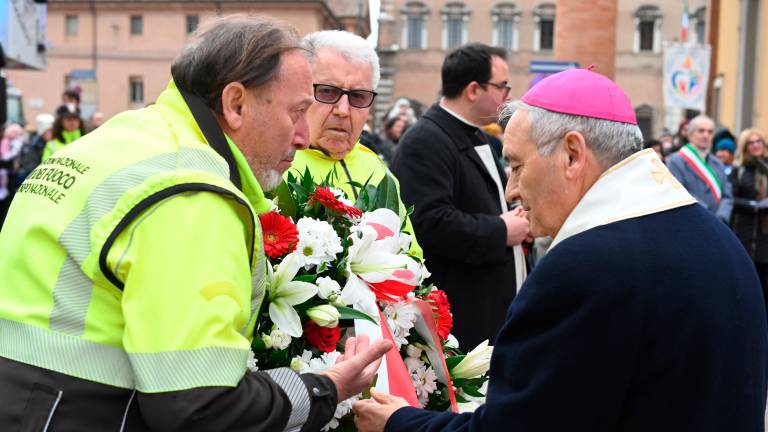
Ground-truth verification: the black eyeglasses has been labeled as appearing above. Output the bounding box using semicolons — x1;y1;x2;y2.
482;81;512;94
313;84;378;109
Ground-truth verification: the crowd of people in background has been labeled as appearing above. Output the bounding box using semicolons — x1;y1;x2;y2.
0;89;106;225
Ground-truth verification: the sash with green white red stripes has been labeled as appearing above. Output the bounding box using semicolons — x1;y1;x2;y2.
677;144;722;203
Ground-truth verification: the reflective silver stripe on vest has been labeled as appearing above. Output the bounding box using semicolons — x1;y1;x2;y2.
0;318;135;388
243;218;266;334
49;149;230;336
264;368;311;431
129;347;249;392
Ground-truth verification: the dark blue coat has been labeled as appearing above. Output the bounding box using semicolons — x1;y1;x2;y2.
386;204;768;432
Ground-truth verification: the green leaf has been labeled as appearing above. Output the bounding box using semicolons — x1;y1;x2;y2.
294;274;318;283
462;385;485;398
372;173;400;214
454;393;469;403
445;355;465;371
272;181;297;220
333;305;377;324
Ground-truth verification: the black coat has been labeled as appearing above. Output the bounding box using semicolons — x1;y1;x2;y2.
386;204;768;431
391;104;516;350
730;161;768;263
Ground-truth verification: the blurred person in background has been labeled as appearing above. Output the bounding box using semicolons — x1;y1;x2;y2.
89;111;106;130
375;113;410;163
730;128;768;311
659;127;675;157
55;88;81;118
42;106;86;161
644;138;663;160
0;124;25;226
16;114;55;185
667;114;733;223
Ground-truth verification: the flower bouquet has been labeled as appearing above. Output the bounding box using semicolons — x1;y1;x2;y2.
250;168;492;430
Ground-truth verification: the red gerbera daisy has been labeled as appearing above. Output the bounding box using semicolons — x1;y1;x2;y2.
426;289;453;340
308;187;363;218
259;211;298;259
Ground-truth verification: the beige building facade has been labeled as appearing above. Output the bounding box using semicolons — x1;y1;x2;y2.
8;0;369;125
376;0;706;139
711;0;767;134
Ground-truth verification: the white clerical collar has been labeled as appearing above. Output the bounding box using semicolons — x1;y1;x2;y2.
439;99;482;128
549;149;697;251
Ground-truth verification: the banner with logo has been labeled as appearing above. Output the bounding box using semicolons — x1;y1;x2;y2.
663;43;711;111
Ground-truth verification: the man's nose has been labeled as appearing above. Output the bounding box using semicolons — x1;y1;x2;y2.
294;116;311;150
333;95;351;117
505;180;520;204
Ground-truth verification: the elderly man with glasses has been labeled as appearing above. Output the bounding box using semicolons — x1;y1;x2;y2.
390;43;528;351
288;30;421;256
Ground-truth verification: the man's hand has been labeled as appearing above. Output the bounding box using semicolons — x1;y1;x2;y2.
323;335;393;401
500;211;530;246
353;388;410;432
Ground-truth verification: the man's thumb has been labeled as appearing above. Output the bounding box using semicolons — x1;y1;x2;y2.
370;388;393;403
352;339;393;367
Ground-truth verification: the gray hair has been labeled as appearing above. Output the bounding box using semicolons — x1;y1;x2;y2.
171;14;301;113
687;114;714;135
499;101;644;169
301;30;380;90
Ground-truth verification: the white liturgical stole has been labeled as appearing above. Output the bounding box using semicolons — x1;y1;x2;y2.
549;149;697;251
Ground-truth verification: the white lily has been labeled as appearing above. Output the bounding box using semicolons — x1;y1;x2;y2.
451;340;494;379
267;252;318;337
341;209;428;317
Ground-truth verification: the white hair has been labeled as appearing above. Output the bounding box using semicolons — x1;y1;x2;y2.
500;101;644;169
301;30;380;90
687;114;714;135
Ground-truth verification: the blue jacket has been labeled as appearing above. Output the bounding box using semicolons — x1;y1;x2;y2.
667;151;733;222
386;204;768;432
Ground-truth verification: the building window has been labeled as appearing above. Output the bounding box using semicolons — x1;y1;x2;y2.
533;4;555;51
129;76;144;105
130;15;143;35
401;2;429;50
635;105;654;141
186;15;199;34
65;15;78;36
692;6;706;45
442;3;470;50
634;6;662;53
492;3;521;51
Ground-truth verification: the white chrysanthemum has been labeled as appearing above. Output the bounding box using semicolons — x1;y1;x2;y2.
329;187;355;207
290;350;315;373
316;276;342;300
295;218;343;269
406;344;423;359
323;394;360;431
404;356;424;373
382;301;417;349
270;329;292;350
411;364;438;407
246;351;259;372
307;351;341;374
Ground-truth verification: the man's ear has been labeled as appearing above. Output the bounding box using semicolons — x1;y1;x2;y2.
562;130;589;179
219;82;247;131
464;81;482;102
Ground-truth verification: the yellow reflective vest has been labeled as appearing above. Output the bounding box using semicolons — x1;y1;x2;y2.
0;82;271;393
289;144;423;258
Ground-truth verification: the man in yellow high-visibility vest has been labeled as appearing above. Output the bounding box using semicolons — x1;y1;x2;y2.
0;15;390;431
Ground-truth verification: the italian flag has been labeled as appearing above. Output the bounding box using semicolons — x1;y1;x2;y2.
678;144;722;203
681;1;690;42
